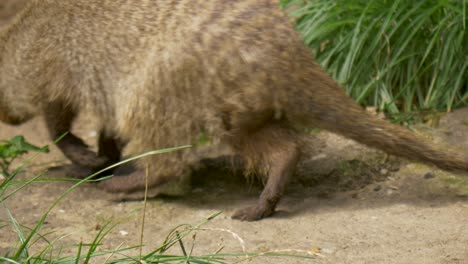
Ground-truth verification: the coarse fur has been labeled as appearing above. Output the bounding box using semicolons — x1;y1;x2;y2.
1;0;467;221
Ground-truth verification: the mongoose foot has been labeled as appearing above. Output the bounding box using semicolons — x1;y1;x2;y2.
97;163;190;199
59;138;112;169
48;163;116;179
97;167;148;193
231;204;275;221
48;164;94;179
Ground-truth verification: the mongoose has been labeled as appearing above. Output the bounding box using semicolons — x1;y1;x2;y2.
1;0;467;221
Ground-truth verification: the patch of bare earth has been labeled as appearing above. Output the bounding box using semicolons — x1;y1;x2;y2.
1;108;467;263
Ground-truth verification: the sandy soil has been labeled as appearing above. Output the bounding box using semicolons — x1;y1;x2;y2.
0;2;467;263
1;111;467;264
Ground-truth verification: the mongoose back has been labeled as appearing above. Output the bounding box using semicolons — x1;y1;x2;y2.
1;0;467;221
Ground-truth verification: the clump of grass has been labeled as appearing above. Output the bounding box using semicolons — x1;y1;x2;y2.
0;137;314;263
281;0;468;123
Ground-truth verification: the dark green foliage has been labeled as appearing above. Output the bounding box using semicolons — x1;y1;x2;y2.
281;0;468;122
0;135;48;177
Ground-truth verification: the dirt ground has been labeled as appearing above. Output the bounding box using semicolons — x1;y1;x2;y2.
1;1;467;263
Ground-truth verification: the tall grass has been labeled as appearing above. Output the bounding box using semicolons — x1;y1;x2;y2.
0;139;314;263
281;0;468;122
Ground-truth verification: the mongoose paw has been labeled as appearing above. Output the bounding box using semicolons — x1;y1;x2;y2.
58;134;113;169
96;169;146;193
48;164;94;179
97;177;131;192
71;149;111;169
231;205;275;221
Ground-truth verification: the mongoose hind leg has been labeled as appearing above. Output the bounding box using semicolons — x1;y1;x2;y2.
225;115;301;221
232;135;300;220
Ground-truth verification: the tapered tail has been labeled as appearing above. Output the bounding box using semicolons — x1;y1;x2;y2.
288;67;468;173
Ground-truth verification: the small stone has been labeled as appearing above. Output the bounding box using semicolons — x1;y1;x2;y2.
373;185;382;192
119;230;129;236
321;246;336;254
380;168;388;175
311;153;327;161
0;173;5;181
424;172;435;179
59;209;65;213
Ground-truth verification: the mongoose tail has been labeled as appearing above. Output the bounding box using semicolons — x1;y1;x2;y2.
288;65;468;173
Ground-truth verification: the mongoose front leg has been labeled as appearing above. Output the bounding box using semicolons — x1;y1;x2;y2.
45;101;114;170
51;132;125;179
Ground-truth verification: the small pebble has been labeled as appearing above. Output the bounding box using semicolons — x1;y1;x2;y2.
321;247;336;254
424;172;435;179
88;131;98;137
59;209;65;213
380;169;388;175
311;153;327;161
0;173;5;181
119;230;129;236
114;204;123;212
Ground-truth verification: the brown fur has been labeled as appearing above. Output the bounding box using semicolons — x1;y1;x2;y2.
1;0;467;221
0;0;28;24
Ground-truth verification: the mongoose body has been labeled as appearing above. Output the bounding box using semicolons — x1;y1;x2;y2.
1;0;467;221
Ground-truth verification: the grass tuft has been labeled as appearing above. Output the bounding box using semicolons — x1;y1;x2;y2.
281;0;468;123
1;136;314;263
